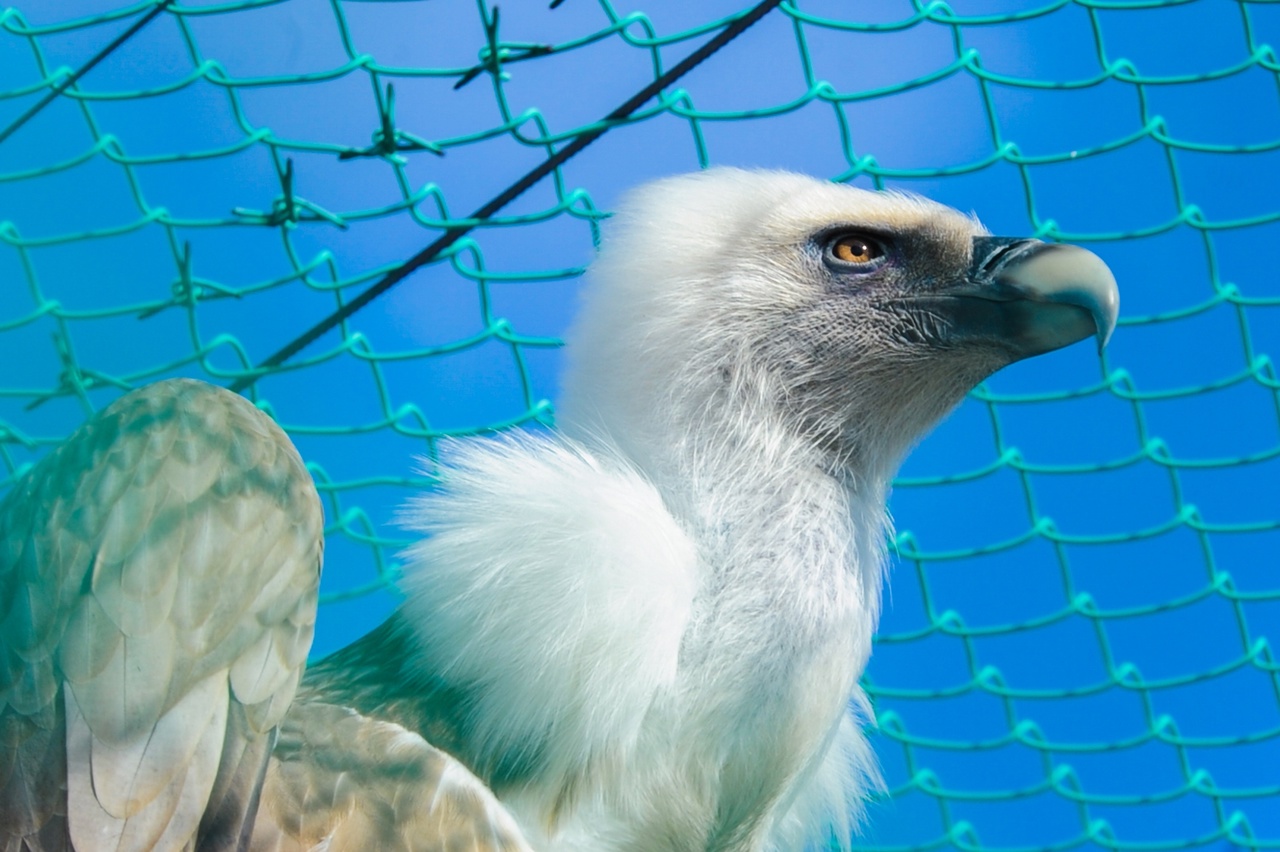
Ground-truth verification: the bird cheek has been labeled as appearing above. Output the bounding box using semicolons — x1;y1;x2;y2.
877;304;941;349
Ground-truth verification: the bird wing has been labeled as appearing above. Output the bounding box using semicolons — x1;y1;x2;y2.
0;378;322;851
250;700;534;852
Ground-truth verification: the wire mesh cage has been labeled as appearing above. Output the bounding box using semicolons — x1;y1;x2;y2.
1;0;1278;849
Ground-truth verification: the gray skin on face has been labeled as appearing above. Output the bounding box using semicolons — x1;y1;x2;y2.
758;219;1118;469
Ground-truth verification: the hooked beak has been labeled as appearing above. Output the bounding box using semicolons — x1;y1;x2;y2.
938;237;1119;359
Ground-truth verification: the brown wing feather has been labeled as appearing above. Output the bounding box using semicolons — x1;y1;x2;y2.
253;700;533;852
0;379;322;851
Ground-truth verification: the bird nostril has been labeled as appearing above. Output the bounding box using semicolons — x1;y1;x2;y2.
980;244;1020;275
973;237;1040;280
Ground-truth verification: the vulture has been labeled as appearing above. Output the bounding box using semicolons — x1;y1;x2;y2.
0;168;1118;851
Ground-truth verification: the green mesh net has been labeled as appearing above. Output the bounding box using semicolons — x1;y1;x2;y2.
1;0;1278;849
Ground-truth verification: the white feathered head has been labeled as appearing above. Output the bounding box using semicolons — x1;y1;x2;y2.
558;168;1117;480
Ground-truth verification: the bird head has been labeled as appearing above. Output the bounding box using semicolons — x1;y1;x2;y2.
558;169;1118;483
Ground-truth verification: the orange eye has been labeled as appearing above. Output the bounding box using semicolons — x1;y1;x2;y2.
829;234;884;265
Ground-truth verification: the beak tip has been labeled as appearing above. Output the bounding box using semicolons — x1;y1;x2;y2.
991;241;1120;357
1091;263;1120;353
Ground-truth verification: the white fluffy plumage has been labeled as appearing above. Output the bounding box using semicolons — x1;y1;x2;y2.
399;435;701;806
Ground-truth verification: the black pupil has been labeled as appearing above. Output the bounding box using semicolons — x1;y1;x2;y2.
842;238;874;261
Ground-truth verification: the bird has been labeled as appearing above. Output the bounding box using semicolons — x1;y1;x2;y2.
0;168;1118;851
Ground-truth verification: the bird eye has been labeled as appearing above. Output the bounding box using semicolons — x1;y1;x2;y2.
826;233;885;268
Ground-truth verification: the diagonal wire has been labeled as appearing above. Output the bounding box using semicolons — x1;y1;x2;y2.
0;0;176;147
227;0;785;394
